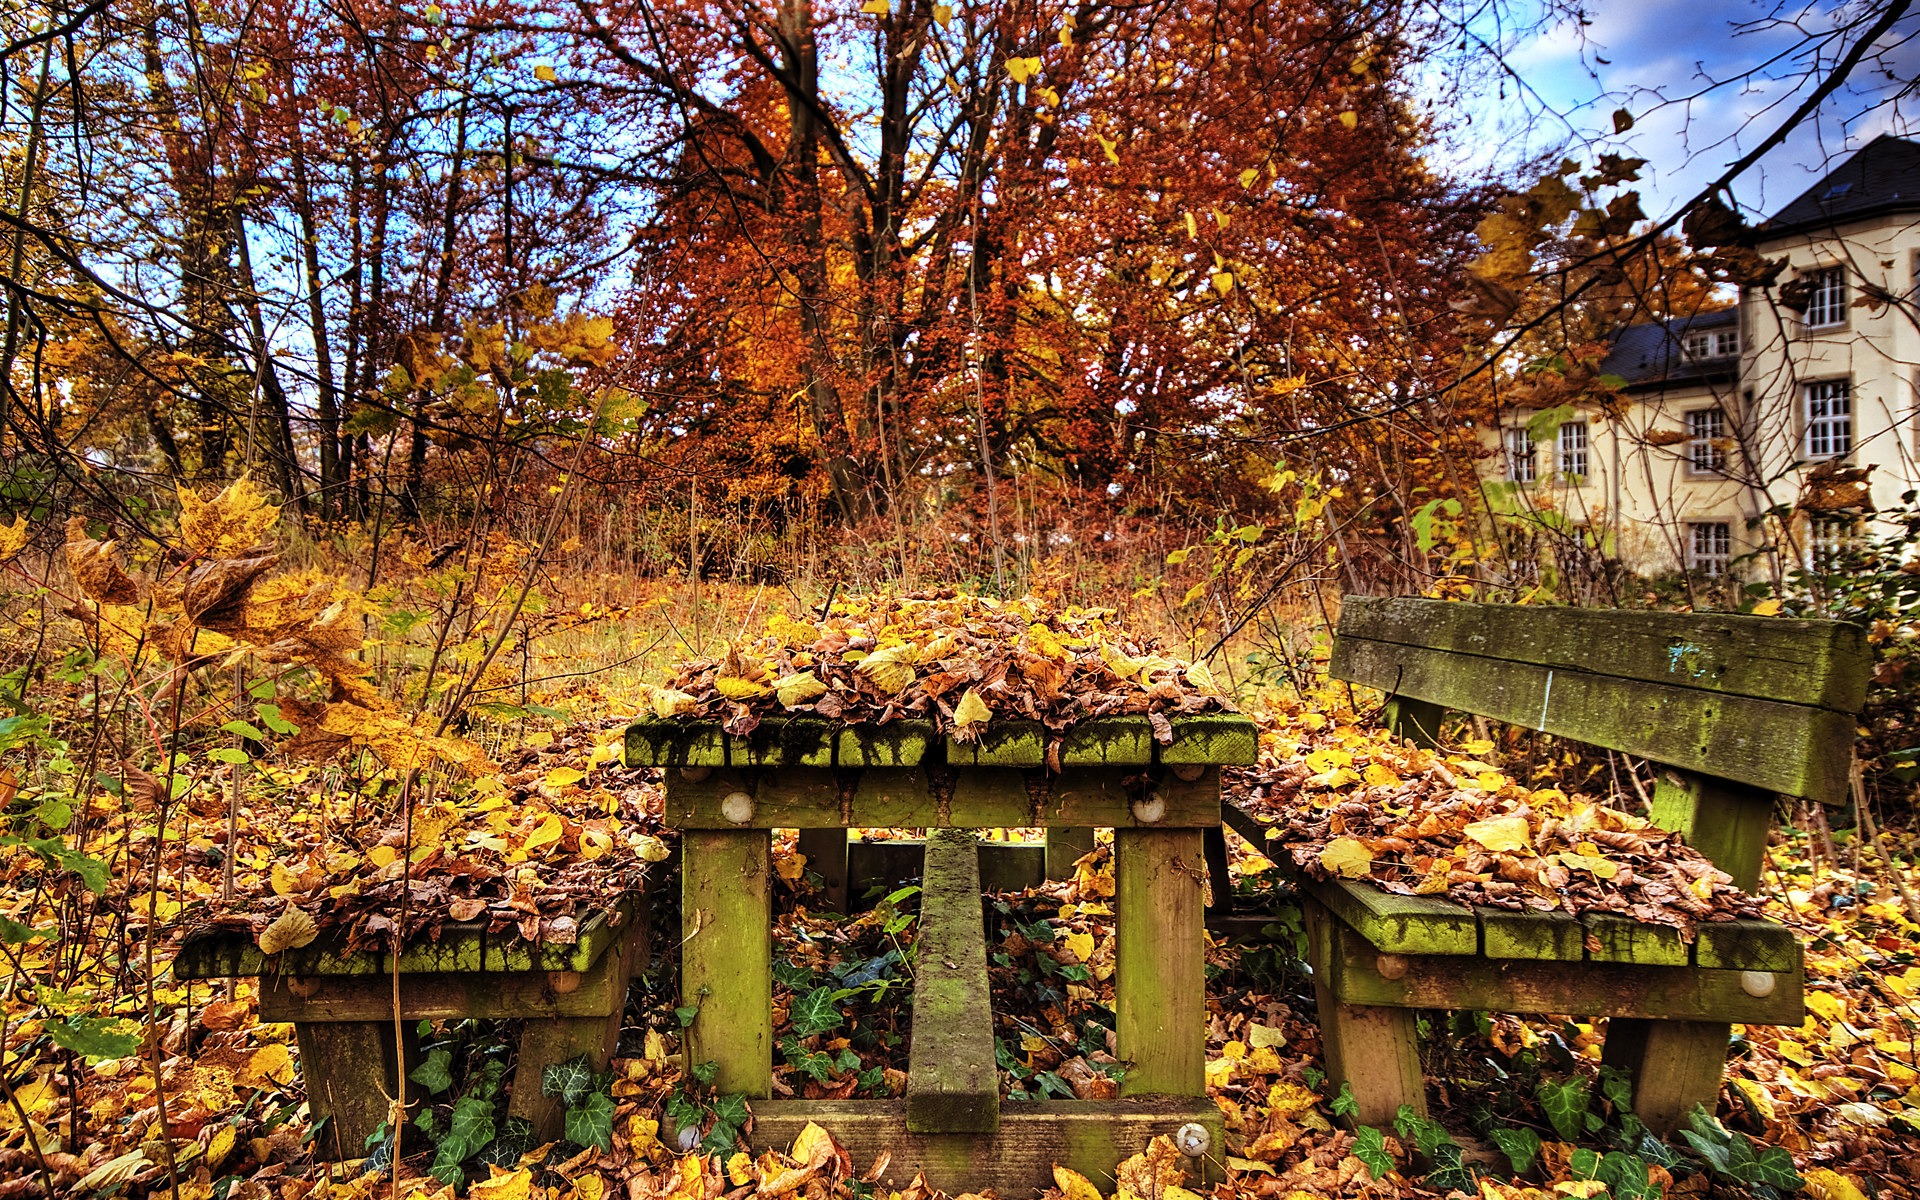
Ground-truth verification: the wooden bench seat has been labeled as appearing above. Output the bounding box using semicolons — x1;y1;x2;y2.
174;894;646;1158
1281;596;1868;1134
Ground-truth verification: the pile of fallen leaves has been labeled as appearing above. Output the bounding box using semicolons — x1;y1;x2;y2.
183;720;668;952
1232;705;1766;938
641;589;1234;745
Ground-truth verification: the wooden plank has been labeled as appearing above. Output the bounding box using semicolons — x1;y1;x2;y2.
1304;899;1426;1125
1336;596;1870;713
1582;913;1689;966
1295;876;1479;957
1221;801;1278;861
667;767;1219;829
1383;697;1445;748
735;717;835;767
1330;634;1854;802
1160;715;1260;765
1318;928;1804;1025
625;719;730;767
1115;828;1206;1095
174;929;382;979
798;828;850;913
837;721;936;767
1203;826;1233;910
1045;827;1096;880
1602;1018;1733;1136
742;1098;1224;1192
946;721;1046;767
261;964;625;1023
1694;920;1800;972
507;919;641;1140
298;1020;414;1161
682;828;773;1097
1649;769;1775;889
1061;718;1155;765
906;832;999;1134
845;840;1045;899
1478;907;1586;961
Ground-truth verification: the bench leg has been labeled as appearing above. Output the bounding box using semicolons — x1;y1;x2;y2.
1202;826;1232;910
1115;828;1205;1095
508;917;645;1140
1045;827;1095;881
297;1019;416;1160
1301;899;1425;1125
1602;1017;1729;1135
797;827;850;912
683;828;773;1098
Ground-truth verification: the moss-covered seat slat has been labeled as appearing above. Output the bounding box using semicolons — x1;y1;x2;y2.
627;713;1258;771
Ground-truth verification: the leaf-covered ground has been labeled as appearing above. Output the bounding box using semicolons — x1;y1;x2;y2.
2;575;1916;1200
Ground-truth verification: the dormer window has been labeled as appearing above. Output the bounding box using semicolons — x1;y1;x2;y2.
1682;328;1739;359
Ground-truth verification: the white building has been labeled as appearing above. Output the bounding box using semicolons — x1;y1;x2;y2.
1488;134;1920;582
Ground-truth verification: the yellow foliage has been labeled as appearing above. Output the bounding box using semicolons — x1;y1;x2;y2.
0;514;27;561
177;474;281;557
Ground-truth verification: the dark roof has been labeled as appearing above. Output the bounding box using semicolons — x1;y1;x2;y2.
1599;309;1738;390
1760;134;1920;237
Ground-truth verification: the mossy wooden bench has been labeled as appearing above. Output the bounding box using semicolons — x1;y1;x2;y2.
174;894;646;1159
625;713;1257;1193
1250;596;1867;1134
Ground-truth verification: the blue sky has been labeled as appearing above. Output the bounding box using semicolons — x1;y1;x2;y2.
1455;0;1920;222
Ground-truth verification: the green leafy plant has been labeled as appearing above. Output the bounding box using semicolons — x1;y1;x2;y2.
1678;1107;1803;1195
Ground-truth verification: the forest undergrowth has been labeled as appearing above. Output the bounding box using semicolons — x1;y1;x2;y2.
0;516;1916;1200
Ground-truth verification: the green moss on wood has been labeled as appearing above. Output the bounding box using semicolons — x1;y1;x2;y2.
1581;913;1688;966
838;721;936;767
1302;877;1478;957
1060;718;1154;765
946;721;1046;767
1694;919;1801;972
1478;908;1586;960
1160;715;1260;765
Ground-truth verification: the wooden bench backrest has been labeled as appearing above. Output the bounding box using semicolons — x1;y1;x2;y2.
1329;597;1869;805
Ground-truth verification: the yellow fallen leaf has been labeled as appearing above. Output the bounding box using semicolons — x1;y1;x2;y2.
1319;837;1372;879
774;671;827;707
728;1152;754;1186
860;0;890;11
715;675;771;700
575;1175;607;1200
1463;815;1532;853
1338;111;1358;129
522;813;564;853
1054;1168;1104;1200
953;687;992;729
1751;598;1783;617
368;844;398;868
1247;1022;1286;1049
470;1167;534;1200
544;767;586;789
534;64;557;81
1557;851;1618;880
650;687;697;719
269;862;302;897
1803;1169;1868;1200
932;3;950;27
792;1120;838;1169
1061;929;1095;962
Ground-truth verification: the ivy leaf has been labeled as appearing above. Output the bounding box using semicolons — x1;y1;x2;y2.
431;1095;496;1179
542;1054;596;1107
1488;1126;1541;1174
565;1091;616;1150
1597;1150;1658;1200
1350;1126;1394;1180
475;1116;536;1168
410;1047;455;1096
790;986;843;1037
0;916;47;944
1330;1080;1359;1120
711;1092;751;1131
1538;1075;1591;1142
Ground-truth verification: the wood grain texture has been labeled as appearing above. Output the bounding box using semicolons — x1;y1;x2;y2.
297;1020;415;1161
1293;876;1479;957
1602;1017;1733;1135
1303;900;1427;1125
1336;596;1869;712
1649;769;1775;888
797;828;850;913
1383;697;1445;748
1045;827;1097;880
665;767;1219;829
507;919;642;1139
1331;634;1855;802
682;828;773;1097
741;1098;1224;1193
1317;917;1803;1024
906;832;999;1134
1115;828;1206;1096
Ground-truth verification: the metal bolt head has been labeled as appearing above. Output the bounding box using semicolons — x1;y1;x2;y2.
1175;1122;1210;1157
721;791;755;825
1131;793;1167;824
679;766;712;782
1375;953;1410;980
1169;763;1206;782
1740;970;1776;998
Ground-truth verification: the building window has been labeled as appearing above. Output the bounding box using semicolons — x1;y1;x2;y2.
1808;517;1861;568
1688;522;1732;577
1803;266;1847;330
1803;379;1852;459
1682;328;1739;359
1504;427;1536;482
1685;408;1728;474
1557;420;1587;478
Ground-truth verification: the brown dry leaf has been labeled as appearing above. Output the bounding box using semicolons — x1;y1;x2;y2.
63;518;140;605
177;474;281;557
1113;1135;1186;1200
258;906;319;955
